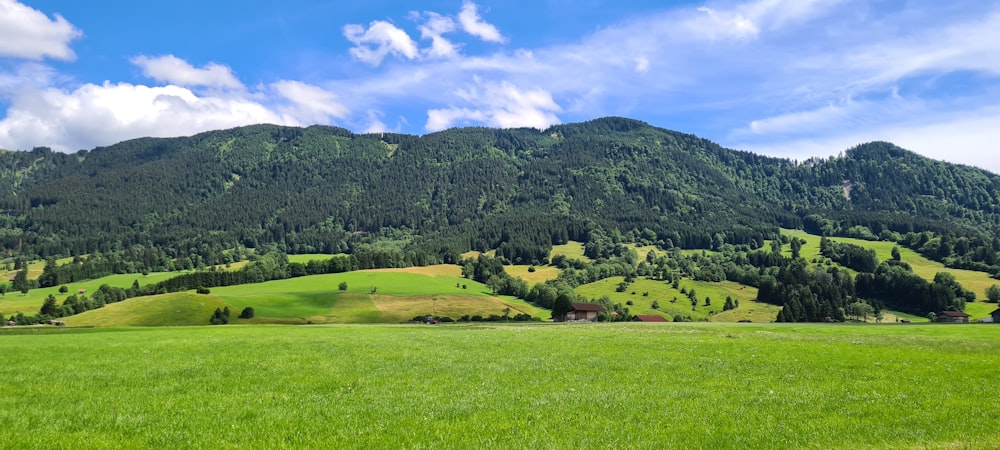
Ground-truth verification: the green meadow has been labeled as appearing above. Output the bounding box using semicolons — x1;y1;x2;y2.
1;323;997;449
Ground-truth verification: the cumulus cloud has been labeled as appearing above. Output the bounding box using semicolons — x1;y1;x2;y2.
132;55;243;89
0;0;81;61
426;79;560;131
0;82;286;152
458;1;505;43
344;21;419;66
0;54;351;152
416;12;459;59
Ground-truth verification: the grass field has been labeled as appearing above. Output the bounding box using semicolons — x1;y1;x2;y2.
549;241;589;262
574;276;774;322
1;323;997;448
505;265;560;284
213;269;544;324
782;229;999;320
64;293;228;327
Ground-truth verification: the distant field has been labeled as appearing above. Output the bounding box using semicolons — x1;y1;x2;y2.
574;276;772;322
549;241;589;262
362;265;462;277
782;229;999;320
0;271;180;316
1;323;997;448
205;269;540;324
626;244;667;259
505;265;560;285
286;253;340;264
65;293;227;327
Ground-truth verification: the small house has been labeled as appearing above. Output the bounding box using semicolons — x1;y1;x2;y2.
632;315;668;322
937;311;970;324
565;303;602;322
990;308;1000;323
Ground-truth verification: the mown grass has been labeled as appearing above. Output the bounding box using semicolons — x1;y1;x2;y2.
574;276;773;322
782;229;999;320
0;323;996;448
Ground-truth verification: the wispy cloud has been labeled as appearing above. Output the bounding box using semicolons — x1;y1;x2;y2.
427;78;561;131
132;55;243;89
458;1;505;43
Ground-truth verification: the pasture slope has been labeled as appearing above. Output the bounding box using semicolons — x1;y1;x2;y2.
1;323;997;448
45;266;547;326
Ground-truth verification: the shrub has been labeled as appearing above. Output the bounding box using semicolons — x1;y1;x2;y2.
339;281;348;291
239;307;254;319
58;285;68;293
210;308;229;325
196;287;211;295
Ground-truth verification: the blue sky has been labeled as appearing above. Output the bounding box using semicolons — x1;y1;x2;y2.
2;0;1000;173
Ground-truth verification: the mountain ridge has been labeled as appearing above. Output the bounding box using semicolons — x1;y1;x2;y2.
0;117;997;270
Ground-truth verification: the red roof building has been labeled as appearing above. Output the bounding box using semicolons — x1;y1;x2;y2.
632;315;668;322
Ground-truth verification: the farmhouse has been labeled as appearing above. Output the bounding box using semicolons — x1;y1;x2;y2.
565;303;602;322
632;314;668;322
936;311;970;324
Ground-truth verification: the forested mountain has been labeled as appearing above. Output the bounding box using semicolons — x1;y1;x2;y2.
1;117;998;271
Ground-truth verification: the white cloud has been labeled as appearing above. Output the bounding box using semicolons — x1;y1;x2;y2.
0;82;286;152
458;1;505;43
0;57;351;152
0;0;81;61
131;55;243;89
344;21;419;66
417;12;459;59
426;79;560;131
273;80;349;123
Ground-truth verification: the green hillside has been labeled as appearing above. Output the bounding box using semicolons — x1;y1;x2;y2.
64;293;227;327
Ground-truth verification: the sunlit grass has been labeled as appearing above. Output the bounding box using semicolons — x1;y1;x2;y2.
505;265;560;284
549;241;589;262
1;323;996;448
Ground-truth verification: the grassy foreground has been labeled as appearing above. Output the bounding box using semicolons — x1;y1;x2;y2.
1;323;997;448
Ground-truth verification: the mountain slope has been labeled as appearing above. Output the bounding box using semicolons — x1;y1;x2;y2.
0;118;998;266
